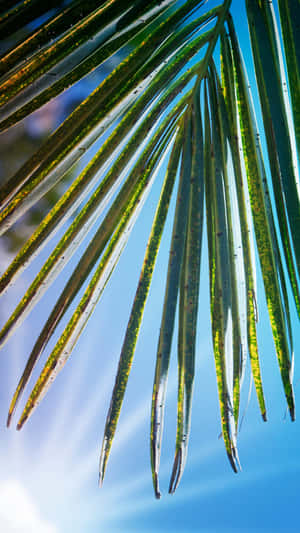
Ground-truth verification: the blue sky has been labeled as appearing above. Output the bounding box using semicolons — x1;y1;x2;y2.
0;1;299;532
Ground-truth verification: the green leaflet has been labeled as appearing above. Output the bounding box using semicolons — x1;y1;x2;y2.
0;3;212;232
246;0;300;297
0;1;176;124
0;10;220;297
0;0;63;39
220;30;247;387
0;19;160;128
16;119;180;432
0;68;198;297
221;30;266;420
164;2;230;486
8;2;229;486
204;82;236;470
278;0;300;154
209;61;242;429
151;111;193;499
0;0;298;497
228;13;295;420
0;90;190;352
169;88;204;494
99;124;184;486
0;0;137;108
0;0;200;133
0;3;217;131
0;0;103;75
206;74;239;471
7;102;186;426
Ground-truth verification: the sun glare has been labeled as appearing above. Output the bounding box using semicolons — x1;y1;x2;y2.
0;480;58;533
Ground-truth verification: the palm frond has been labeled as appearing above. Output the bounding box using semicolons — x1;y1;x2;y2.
0;0;298;497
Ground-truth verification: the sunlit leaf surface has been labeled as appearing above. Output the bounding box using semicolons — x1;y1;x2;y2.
0;0;298;497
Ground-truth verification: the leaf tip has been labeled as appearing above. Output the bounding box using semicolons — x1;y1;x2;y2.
6;412;12;428
98;446;108;487
168;447;183;494
16;414;27;430
227;451;239;474
98;472;104;488
153;472;161;499
290;405;295;422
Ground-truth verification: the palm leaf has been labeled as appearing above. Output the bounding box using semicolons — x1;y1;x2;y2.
169;88;204;494
16;118;180;431
0;0;64;39
205;73;239;471
228;13;295;419
8;98;185;426
220;29;266;420
0;0;103;75
0;3;215;231
246;1;300;303
0;0;298;496
151;110;194;498
99;122;184;487
0;1;177;127
277;0;300;154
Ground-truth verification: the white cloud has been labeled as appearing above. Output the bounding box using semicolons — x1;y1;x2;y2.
0;480;58;533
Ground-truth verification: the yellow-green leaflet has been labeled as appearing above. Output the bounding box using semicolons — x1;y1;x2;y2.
246;0;300;304
0;93;190;353
0;0;63;39
221;29;266;420
0;0;136;109
209;61;242;428
0;0;103;75
0;3;217;131
7;100;186;426
151;111;194;499
228;14;295;420
169;87;204;494
278;0;300;154
206;74;239;471
0;5;213;233
1;0;298;496
99;124;184;486
0;65;199;298
16;122;180;432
